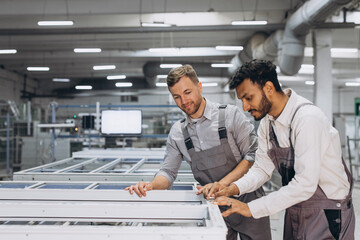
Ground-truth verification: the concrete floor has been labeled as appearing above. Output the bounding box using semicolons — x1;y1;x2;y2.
269;182;360;239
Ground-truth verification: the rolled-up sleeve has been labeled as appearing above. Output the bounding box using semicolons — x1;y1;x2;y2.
155;127;183;185
234;119;275;199
231;108;257;162
248;115;324;218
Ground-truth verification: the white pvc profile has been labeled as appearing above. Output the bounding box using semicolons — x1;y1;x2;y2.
0;190;227;240
0;180;197;191
13;155;195;182
0;189;202;202
53;158;97;173
72;148;166;158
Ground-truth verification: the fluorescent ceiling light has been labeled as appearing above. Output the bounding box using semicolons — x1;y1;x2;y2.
215;46;243;51
37;20;74;26
299;64;314;74
211;63;233;68
74;48;101;53
107;75;126;80
301;64;314;69
115;82;133;87
141;22;173;27
156;83;168;87
305;47;359;58
27;67;50;71
52;78;70;82
160;64;182;68
345;82;360;87
149;48;180;53
93;65;116;70
331;48;358;53
202;83;218;87
278;76;311;81
231;20;267;25
157;75;168;78
0;49;17;54
305;81;315;85
75;85;92;90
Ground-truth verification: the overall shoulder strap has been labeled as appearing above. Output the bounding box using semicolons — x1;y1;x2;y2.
218;105;227;139
289;103;314;147
180;118;194;150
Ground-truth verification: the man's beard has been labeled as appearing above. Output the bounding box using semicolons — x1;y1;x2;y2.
182;98;202;116
250;90;272;121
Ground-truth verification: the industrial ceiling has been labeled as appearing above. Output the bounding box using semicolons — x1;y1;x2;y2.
0;0;359;98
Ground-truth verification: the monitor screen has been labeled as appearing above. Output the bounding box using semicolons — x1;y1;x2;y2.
101;110;142;136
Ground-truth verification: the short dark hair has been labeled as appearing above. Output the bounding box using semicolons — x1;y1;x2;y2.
167;64;199;87
229;59;282;92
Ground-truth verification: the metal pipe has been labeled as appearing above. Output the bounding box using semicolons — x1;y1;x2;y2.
6;112;10;175
51;103;56;162
229;0;352;75
27;100;31;136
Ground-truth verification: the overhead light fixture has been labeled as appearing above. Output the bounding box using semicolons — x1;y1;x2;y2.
211;63;233;68
107;75;126;80
345;82;360;87
231;20;268;25
157;75;168;78
53;78;70;82
202;83;218;87
160;64;182;68
156;83;168;87
0;49;17;54
115;82;133;87
331;48;358;53
215;46;243;51
93;65;116;70
299;64;314;74
75;85;92;90
141;22;173;27
277;76;311;81
27;67;50;71
149;48;180;53
301;64;314;68
37;20;74;26
305;81;315;85
74;48;102;53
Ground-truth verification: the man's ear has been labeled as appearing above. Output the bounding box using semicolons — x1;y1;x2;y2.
263;81;275;95
198;81;203;93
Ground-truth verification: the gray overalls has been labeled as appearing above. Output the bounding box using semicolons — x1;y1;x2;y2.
181;105;271;240
267;103;355;240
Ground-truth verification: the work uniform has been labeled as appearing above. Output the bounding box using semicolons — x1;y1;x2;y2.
233;89;355;239
156;99;271;240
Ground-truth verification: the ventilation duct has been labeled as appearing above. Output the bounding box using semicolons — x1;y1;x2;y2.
229;0;351;76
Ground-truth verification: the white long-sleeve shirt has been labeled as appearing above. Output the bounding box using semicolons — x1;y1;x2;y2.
233;89;350;219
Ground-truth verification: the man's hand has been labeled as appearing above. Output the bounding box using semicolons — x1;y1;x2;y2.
196;181;227;199
125;181;153;197
214;183;240;198
213;196;252;218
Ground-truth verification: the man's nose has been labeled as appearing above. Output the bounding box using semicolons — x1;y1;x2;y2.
181;96;189;105
242;101;250;111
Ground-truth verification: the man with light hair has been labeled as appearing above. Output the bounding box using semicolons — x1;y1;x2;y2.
126;64;271;240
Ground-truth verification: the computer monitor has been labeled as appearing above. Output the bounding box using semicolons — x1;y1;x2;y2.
101;110;142;136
